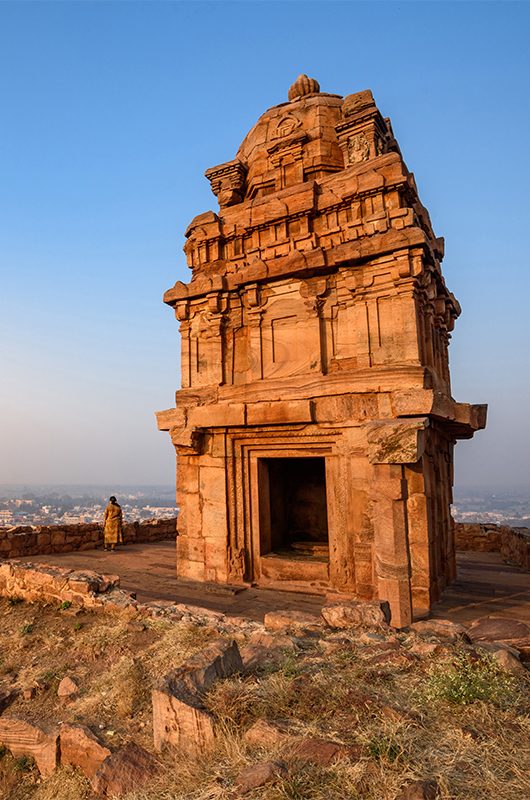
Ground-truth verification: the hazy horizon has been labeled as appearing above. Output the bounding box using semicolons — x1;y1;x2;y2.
1;1;529;490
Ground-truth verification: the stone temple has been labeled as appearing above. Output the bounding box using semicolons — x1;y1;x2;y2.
157;75;486;627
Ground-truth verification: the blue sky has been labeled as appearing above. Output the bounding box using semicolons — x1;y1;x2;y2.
0;1;529;489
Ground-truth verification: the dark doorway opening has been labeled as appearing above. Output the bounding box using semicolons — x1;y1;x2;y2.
259;457;329;561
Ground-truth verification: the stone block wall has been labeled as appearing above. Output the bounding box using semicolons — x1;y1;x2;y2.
0;518;177;560
454;522;530;571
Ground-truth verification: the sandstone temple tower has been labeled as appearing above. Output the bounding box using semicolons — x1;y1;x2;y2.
157;75;486;627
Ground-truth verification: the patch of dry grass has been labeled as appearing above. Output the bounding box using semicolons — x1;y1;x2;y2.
0;598;529;800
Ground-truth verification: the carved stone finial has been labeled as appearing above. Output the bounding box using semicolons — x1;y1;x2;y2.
288;74;320;101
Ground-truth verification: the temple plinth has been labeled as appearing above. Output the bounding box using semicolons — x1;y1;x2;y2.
157;76;486;627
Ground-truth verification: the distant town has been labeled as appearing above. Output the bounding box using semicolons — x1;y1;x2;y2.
452;487;530;528
0;485;177;528
1;484;529;530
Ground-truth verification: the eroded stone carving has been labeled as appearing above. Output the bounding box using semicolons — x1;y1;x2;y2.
347;132;370;164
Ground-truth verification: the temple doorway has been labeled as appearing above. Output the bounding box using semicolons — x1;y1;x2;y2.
256;456;330;586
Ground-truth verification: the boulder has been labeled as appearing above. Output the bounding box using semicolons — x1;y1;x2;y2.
0;717;58;776
59;724;111;780
263;610;323;632
91;742;159;797
466;616;530;643
410;618;468;642
243;719;292;747
396;779;440;799
235;761;287;794
152;639;242;754
321;600;390;629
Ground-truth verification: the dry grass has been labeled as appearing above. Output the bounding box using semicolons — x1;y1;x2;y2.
0;598;529;799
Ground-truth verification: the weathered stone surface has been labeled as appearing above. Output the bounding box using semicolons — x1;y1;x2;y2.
408;641;443;657
57;676;79;698
490;647;528;677
152;639;242;754
240;644;283;671
0;689;19;714
235;761;287;794
152;685;215;755
410;618;469;642
366;419;427;465
466;616;530;643
91;742;159;797
396;780;440;799
157;76;486;628
243;719;292;747
321;600;390;628
249;631;297;650
0;717;58;776
264;610;323;632
290;737;363;766
60;724;111;780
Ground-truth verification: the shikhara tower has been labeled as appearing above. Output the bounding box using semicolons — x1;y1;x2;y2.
157;76;486;626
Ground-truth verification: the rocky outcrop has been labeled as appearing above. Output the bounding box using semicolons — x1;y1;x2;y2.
152;639;243;754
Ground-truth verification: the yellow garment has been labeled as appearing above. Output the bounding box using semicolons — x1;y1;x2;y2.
103;502;123;545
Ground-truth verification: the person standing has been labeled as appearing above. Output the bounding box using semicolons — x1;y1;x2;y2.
103;495;123;551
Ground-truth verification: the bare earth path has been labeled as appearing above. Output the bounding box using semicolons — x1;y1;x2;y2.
15;543;530;625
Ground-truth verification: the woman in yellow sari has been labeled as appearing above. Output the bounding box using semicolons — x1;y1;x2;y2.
103;496;123;551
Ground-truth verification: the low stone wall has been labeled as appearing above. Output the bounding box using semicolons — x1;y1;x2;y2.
454;522;530;570
0;518;176;560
